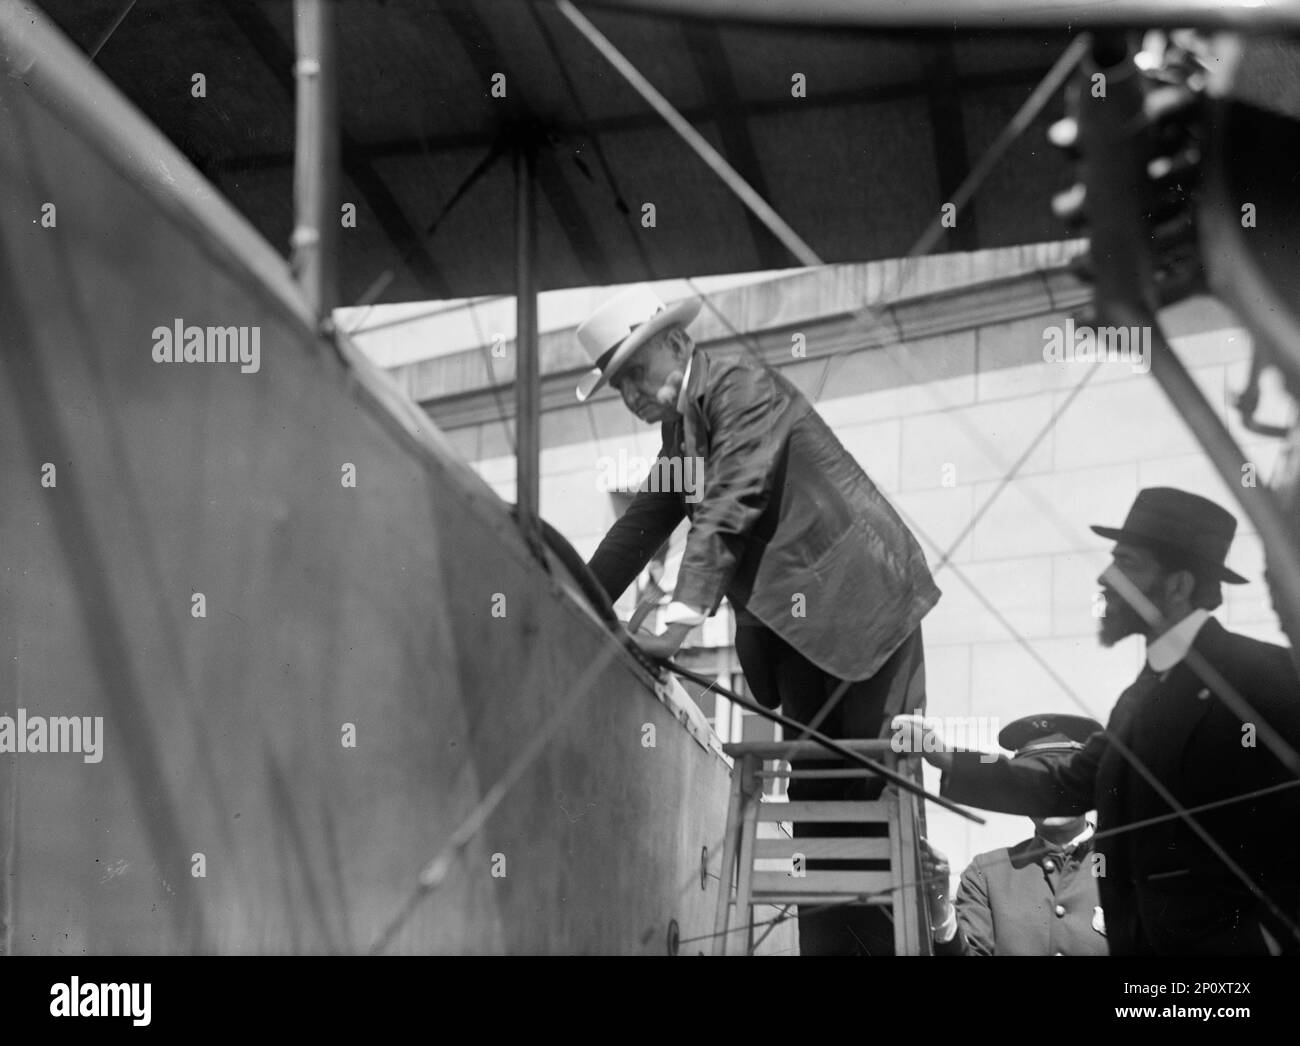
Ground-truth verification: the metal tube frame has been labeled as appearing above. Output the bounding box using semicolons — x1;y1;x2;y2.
586;0;1300;32
515;142;542;552
291;0;339;319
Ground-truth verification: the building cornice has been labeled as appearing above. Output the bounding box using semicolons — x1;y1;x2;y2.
401;248;1092;431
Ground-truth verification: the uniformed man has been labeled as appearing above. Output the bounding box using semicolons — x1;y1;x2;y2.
923;714;1107;956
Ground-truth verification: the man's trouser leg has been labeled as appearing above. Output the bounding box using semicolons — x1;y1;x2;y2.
734;620;927;955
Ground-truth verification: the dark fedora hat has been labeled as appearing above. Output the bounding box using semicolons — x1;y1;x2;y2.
1000;714;1103;758
1090;487;1248;584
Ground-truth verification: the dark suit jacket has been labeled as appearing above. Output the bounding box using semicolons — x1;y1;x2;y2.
943;618;1300;955
588;346;940;681
938;837;1108;956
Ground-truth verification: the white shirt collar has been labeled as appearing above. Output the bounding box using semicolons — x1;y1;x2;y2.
675;352;694;415
1146;608;1212;673
1036;820;1094;857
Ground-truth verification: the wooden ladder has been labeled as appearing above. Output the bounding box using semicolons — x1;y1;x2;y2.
712;738;933;956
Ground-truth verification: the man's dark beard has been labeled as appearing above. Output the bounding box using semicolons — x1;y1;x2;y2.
1098;580;1164;647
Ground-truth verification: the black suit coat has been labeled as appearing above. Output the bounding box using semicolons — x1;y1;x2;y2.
587;345;939;682
943;618;1300;955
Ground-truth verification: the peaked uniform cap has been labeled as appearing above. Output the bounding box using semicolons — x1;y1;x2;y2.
1000;713;1103;758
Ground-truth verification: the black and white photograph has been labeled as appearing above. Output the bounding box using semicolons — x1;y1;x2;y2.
2;0;1300;1022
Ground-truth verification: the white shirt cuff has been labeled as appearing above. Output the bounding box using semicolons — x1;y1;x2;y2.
661;601;707;627
933;906;958;943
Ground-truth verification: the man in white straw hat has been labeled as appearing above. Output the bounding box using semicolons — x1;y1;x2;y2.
576;283;942;955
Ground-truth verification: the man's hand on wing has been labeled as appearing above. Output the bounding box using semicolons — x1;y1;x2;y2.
628;621;693;660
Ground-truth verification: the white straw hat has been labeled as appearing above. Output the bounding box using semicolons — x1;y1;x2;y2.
574;284;702;402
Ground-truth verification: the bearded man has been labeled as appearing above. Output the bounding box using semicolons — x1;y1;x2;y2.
898;488;1300;954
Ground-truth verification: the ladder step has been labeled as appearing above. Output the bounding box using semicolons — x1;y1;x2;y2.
751;870;897;897
748;894;893;907
754;837;894;860
725;740;896;759
757;800;890;823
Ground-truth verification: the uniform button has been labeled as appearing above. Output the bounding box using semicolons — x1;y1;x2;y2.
1044;859;1056;872
1054;904;1066;917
